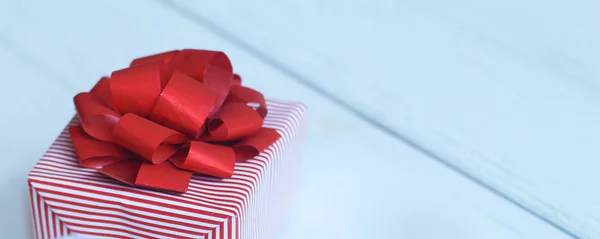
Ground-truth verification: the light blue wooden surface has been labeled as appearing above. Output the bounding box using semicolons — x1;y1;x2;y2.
0;0;588;238
169;0;600;238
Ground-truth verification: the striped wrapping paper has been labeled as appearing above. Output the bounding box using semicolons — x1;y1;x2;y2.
28;100;307;239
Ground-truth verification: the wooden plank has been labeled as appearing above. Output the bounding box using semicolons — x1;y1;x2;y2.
0;0;570;238
168;0;600;237
0;42;75;239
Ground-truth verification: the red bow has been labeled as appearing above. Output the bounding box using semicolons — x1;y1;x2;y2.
68;49;280;193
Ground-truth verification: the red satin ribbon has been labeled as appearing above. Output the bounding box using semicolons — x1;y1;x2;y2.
69;49;280;193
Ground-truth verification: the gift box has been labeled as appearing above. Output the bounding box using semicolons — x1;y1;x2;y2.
27;49;307;239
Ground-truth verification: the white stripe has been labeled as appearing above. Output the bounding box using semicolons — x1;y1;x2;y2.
192;174;257;193
177;190;244;219
268;113;303;127
54;212;61;238
50;141;73;147
40;150;263;186
37;191;217;228
231;216;237;239
35;159;258;189
40;195;48;239
38;154;261;185
189;179;253;202
67;234;111;239
223;217;228;239
238;158;268;171
30;180;226;223
47;201;54;238
42;152;79;164
33;164;98;177
37;160;79;169
194;170;259;184
46;147;75;154
49;201;208;234
37;157;79;166
42;152;79;162
188;184;250;203
30;171;245;218
34;161;86;172
66;224;148;239
266;107;303;125
30;176;232;219
28;101;306;238
266;115;297;129
30;170;107;183
264;122;294;145
30;171;245;224
235;160;267;173
267;124;296;140
32;187;42;239
29;170;246;224
27;186;37;239
55;210;197;238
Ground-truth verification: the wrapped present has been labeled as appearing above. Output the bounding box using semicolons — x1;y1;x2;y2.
27;49;307;239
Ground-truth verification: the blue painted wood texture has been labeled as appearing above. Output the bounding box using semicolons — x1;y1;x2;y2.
0;0;581;238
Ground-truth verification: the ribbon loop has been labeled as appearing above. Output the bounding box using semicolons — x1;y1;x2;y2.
113;113;187;164
226;86;268;118
234;128;280;162
168;50;233;116
110;62;166;117
170;141;236;178
90;77;115;109
98;158;144;186
232;74;242;86
69;126;130;168
149;71;218;139
74;93;120;142
97;158;192;193
70;49;281;193
203;102;263;142
135;161;193;193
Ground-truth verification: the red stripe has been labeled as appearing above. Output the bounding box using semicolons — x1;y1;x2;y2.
45;195;50;239
68;228;129;239
42;146;264;199
57;213;197;239
30;178;231;220
46;148;76;156
66;221;158;238
35;157;262;194
28;185;39;239
31;168;112;182
39;195;215;238
31;170;245;219
50;204;202;237
36;187;43;239
28;101;306;238
54;208;59;238
31;169;248;222
34;163;101;178
59;215;64;235
43;196;214;232
34;164;247;206
31;185;226;230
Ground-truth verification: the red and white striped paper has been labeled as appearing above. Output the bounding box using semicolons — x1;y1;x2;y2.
28;100;306;239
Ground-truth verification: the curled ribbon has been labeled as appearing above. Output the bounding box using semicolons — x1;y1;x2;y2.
68;49;280;193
